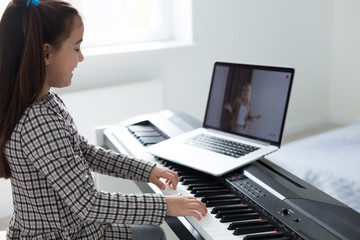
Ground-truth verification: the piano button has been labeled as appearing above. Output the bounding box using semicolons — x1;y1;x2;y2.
220;212;259;222
233;225;275;235
194;189;230;197
215;208;253;218
205;198;242;207
228;219;268;230
211;204;249;214
243;232;285;240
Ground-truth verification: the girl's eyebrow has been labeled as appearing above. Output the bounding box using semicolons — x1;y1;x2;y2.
75;39;83;44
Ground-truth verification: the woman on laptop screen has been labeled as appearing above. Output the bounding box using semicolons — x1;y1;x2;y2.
224;83;262;134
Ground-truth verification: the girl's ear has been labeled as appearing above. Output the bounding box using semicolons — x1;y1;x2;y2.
43;43;51;65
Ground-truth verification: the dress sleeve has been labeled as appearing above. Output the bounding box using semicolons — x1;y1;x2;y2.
79;135;155;182
21;108;166;225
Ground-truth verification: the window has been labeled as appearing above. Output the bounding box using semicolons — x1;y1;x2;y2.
0;0;193;53
68;0;172;48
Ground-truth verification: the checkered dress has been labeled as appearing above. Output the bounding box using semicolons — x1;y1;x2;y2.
4;91;166;239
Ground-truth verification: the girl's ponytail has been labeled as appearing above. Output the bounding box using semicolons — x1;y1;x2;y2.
0;0;81;179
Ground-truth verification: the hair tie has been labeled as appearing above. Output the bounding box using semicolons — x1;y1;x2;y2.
26;0;39;7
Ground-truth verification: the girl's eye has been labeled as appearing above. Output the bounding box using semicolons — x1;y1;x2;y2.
75;49;80;52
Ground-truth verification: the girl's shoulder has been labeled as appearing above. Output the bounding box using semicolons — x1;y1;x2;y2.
21;91;72;126
28;91;62;112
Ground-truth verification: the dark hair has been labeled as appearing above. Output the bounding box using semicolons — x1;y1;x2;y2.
0;0;81;179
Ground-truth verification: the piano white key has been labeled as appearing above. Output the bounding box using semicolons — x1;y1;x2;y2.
185;213;240;240
159;182;245;239
155;182;231;239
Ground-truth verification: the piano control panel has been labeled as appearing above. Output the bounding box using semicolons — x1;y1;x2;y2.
225;173;306;240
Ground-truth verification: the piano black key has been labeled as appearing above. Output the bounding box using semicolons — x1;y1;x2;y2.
190;185;225;194
243;232;285;240
201;194;236;203
182;178;210;185
215;208;253;218
228;219;268;230
127;125;154;132
205;198;242;207
174;170;191;175
165;162;182;168
220;212;259;222
211;204;249;214
233;225;275;235
145;143;155;147
179;175;201;182
191;185;224;190
194;189;230;197
187;182;218;190
167;166;185;172
159;159;169;166
134;131;160;137
169;167;185;172
138;136;165;144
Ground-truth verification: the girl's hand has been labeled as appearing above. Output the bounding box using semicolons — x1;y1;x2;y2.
165;195;207;221
149;166;179;190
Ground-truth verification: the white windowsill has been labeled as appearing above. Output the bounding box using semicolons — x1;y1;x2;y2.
82;40;196;57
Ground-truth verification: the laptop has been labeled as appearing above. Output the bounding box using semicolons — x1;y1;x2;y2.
147;62;294;176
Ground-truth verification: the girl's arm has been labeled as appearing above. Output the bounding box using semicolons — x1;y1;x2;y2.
79;137;155;182
21;110;166;226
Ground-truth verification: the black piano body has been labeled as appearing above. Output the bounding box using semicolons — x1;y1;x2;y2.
98;110;360;240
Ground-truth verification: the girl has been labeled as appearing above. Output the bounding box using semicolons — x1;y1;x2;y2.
0;0;207;239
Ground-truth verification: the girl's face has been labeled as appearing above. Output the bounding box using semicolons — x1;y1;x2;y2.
44;17;84;91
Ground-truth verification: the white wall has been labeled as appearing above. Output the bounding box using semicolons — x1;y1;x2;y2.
59;80;164;144
330;0;360;123
0;179;12;218
171;0;334;134
57;0;358;136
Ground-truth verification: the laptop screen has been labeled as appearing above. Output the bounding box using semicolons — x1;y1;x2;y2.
203;62;294;146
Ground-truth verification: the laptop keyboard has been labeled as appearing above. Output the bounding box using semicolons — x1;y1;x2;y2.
184;134;259;158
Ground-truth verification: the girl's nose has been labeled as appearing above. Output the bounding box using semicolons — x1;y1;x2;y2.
79;50;84;62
